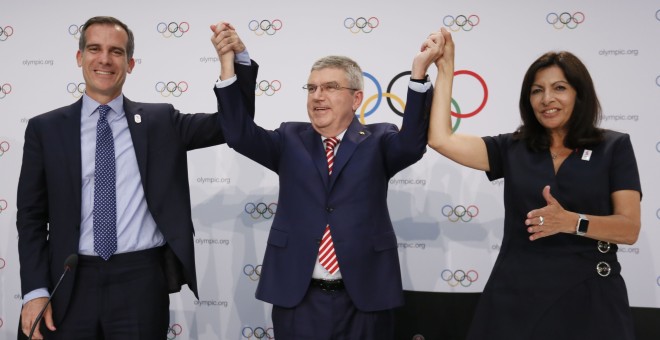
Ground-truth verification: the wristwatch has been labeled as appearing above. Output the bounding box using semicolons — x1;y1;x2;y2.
576;213;589;236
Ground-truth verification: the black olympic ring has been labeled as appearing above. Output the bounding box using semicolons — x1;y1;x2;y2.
443;15;480;32
155;81;189;97
68;24;84;39
243;264;262;281
343;17;379;33
0;199;9;213
386;71;412;117
0;317;3;328
1;26;14;41
0;83;12;99
0;141;9;156
244;202;277;219
67;82;86;98
167;323;182;339
0;257;5;269
157;22;190;38
441;204;479;222
248;19;283;36
242;326;274;339
255;80;282;96
546;12;585;29
441;269;479;287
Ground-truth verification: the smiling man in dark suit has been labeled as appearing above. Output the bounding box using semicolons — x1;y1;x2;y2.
16;16;257;339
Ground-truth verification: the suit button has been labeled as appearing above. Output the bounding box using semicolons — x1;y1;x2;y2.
326;207;334;213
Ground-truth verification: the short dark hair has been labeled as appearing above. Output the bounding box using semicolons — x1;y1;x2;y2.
514;51;603;150
79;16;135;60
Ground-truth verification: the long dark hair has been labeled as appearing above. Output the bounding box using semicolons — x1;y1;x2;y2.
513;51;603;151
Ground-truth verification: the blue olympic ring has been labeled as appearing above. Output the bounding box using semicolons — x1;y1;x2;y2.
155;81;188;97
655;75;660;87
248;19;283;36
546;12;585;29
360;72;383;118
67;82;85;98
443;15;480;32
157;22;190;38
243;264;262;281
256;80;282;96
167;323;182;339
0;83;12;99
343;17;379;34
441;269;479;287
242;326;274;339
68;24;83;39
441;204;479;222
0;141;9;157
244;202;277;219
1;25;14;41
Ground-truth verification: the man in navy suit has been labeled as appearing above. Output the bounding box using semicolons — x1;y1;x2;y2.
213;24;445;339
16;16;257;339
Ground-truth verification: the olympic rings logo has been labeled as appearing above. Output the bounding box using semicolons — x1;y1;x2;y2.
67;82;86;98
68;24;84;39
243;264;262;281
248;19;282;36
0;257;5;269
343;17;379;34
255;80;282;96
0;199;8;214
155;81;189;97
359;70;488;132
655;9;660;21
242;326;274;339
0;141;10;157
0;83;12;99
157;22;190;38
443;15;480;32
244;202;277;219
546;12;585;29
441;269;479;287
167;324;182;339
1;25;14;41
441;204;479;222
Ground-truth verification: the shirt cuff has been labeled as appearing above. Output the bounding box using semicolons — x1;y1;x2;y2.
23;288;49;305
408;80;431;93
235;50;251;66
215;75;237;88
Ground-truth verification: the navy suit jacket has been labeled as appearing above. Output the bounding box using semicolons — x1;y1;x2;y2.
214;80;430;311
16;62;258;324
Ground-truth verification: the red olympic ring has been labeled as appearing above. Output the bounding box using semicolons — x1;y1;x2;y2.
451;70;488;118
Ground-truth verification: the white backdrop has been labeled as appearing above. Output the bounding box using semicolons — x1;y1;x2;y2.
1;1;659;339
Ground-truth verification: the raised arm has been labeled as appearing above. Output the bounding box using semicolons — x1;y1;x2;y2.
427;29;489;171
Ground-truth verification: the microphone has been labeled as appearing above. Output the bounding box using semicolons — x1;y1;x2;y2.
27;254;78;340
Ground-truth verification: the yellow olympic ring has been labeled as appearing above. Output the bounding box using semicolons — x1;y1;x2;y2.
359;92;405;125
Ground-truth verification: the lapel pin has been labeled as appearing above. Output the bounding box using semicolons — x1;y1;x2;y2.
134;114;142;124
581;149;592;161
359;131;365;135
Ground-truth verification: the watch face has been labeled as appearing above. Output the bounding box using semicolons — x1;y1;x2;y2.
578;218;589;233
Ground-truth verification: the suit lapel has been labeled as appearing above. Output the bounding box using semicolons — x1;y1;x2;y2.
329;117;370;190
123;98;148;186
61;100;84;210
300;126;330;187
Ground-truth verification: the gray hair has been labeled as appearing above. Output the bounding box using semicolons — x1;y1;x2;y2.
310;56;364;90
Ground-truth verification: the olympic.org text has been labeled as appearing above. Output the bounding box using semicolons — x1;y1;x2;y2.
22;59;54;66
492;244;640;254
195;238;230;245
602;114;639;122
194;300;229;307
389;178;427;186
599;49;639;57
398;242;426;250
196;177;231;184
200;56;219;63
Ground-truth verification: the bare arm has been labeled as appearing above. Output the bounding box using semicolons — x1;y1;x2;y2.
427;28;489;171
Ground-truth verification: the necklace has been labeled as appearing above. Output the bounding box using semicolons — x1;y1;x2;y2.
551;152;558;160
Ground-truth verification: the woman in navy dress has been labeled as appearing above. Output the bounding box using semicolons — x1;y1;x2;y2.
428;29;642;339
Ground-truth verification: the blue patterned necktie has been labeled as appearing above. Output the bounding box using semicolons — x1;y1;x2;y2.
93;104;117;260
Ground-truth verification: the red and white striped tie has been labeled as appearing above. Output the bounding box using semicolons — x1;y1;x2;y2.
319;137;340;274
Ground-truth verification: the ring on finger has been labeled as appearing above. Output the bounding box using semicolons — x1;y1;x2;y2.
539;216;544;226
